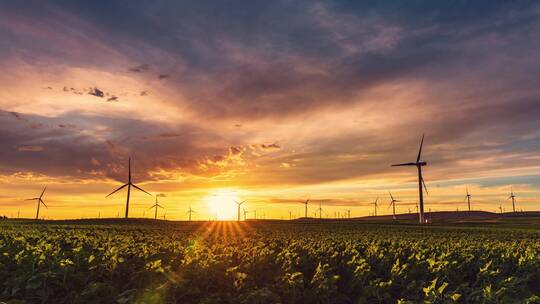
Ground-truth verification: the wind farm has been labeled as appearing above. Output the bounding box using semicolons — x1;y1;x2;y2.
2;1;540;303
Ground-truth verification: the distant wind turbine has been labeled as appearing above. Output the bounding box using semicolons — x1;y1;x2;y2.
392;134;428;224
508;187;516;213
149;196;164;220
371;197;379;216
345;208;351;219
106;158;151;218
465;187;472;216
187;205;196;221
235;200;245;221
243;208;249;220
388;192;400;220
316;201;324;219
25;186;47;220
499;204;503;214
300;199;310;218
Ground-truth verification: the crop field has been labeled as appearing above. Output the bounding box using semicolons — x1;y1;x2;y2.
1;220;540;303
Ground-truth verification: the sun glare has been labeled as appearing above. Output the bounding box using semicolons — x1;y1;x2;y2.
205;189;240;220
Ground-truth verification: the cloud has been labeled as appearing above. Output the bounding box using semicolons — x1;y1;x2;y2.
260;143;280;150
88;87;104;97
17;145;44;152
128;64;149;73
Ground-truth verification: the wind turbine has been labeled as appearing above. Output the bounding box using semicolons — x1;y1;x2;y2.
388;192;400;220
499;204;503;214
234;200;245;221
371;197;379;216
508;187;516;213
25;186;47;220
300;199;310;218
106;158;151;218
187;205;196;221
391;134;428;224
316;201;324;219
243;208;249;220
464;187;472;216
345;208;351;219
149;196;164;220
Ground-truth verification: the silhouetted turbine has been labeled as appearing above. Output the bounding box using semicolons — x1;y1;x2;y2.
106;158;151;219
25;186;47;220
508;187;516;213
149;196;164;220
388;192;401;220
372;197;379;216
187;205;196;221
465;187;472;216
235;200;245;221
392;134;428;224
300;199;310;218
316;201;324;219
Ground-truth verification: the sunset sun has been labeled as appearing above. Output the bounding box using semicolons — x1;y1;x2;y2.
205;189;241;220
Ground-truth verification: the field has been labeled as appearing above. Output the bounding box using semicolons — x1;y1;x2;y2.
1;219;540;303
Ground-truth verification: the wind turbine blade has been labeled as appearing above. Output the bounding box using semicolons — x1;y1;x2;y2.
106;183;128;197
389;192;394;201
417;134;424;162
40;199;48;208
149;205;155;210
25;198;39;201
391;162;417;167
421;177;428;195
131;184;151;196
40;186;47;198
158;205;164;209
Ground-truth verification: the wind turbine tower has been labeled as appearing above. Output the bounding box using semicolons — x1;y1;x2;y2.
465;187;472;216
106;158;151;218
508;188;516;213
391;134;428;224
149;196;164;220
388;192;400;220
372;197;379;216
187;205;196;221
300;199;309;218
316;201;324;219
25;186;48;220
235;200;245;221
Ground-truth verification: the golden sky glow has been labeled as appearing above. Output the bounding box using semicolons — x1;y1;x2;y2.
1;2;540;219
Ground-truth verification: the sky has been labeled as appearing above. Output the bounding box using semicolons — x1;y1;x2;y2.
1;0;540;220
